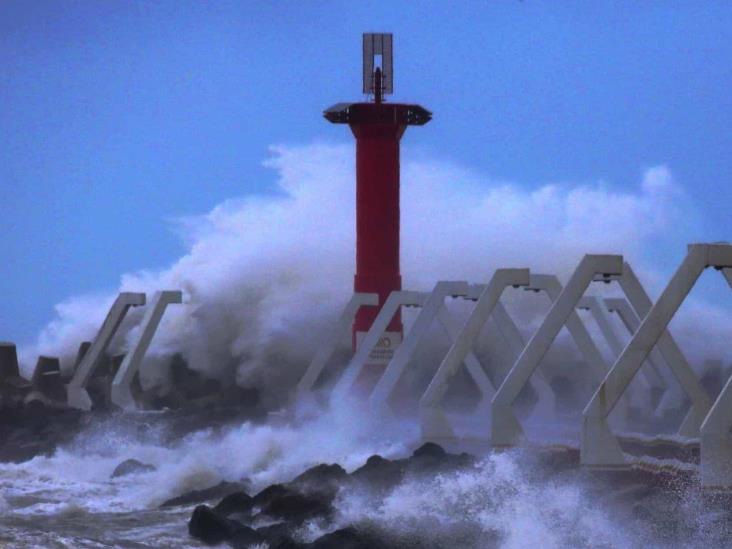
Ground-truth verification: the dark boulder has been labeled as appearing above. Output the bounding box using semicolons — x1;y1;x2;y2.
213;491;253;517
408;443;474;475
309;526;386;549
411;442;446;459
111;458;156;478
290;463;348;499
0;407;84;463
256;523;301;548
270;540;305;549
251;483;291;508
350;455;404;489
292;463;348;488
161;481;245;508
188;504;238;544
228;524;266;548
261;492;334;524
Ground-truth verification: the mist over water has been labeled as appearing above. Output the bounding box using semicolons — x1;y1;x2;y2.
5;143;732;547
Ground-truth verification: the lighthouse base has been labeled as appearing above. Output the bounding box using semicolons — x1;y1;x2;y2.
352;331;402;398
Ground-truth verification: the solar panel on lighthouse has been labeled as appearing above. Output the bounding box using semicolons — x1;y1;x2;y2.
363;33;393;95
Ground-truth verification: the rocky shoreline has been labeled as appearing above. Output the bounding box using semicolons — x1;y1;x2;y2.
168;443;732;549
185;442;475;548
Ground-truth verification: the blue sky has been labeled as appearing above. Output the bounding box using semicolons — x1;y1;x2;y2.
2;1;732;345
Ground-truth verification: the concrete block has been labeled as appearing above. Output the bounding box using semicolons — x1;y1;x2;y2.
67;292;145;410
31;356;65;402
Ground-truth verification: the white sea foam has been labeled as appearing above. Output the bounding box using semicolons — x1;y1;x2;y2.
331;452;637;549
0;405;414;515
1;411;729;548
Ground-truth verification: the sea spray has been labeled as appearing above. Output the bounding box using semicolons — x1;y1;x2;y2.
21;144;731;406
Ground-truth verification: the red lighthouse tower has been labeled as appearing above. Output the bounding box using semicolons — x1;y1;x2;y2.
324;33;431;388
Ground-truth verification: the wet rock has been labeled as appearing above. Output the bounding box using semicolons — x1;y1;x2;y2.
111;458;156;478
290;463;348;498
292;463;348;487
261;491;334;524
255;522;300;548
412;442;446;459
350;455;404;489
309;526;386;549
228;524;265;548
161;481;245;508
219;385;261;409
270;538;305;549
251;483;291;508
184;446;489;548
170;354;221;400
404;442;473;477
0;407;84;463
213;491;253;517
188;504;239;544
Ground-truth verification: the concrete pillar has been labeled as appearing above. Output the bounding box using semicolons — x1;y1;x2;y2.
516;274;622;421
603;297;672;414
700;266;732;489
74;341;91;367
577;296;661;420
491;255;624;447
582;244;727;469
369;281;471;415
419;268;530;441
702;351;732;488
490;297;555;423
67;292;146;411
615;262;706;437
111;290;182;411
295;292;378;412
332;290;428;401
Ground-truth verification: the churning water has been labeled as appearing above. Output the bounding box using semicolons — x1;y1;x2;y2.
1;409;730;549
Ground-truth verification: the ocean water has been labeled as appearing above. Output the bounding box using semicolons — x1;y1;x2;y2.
0;411;729;549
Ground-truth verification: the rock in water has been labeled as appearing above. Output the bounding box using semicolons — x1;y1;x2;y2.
229;524;266;548
255;523;299;548
350;455;404;489
261;492;334;524
189;504;266;547
411;442;446;459
188;504;237;544
309;526;384;549
251;483;291;508
111;458;156;478
161;481;245;508
213;491;253;516
291;463;348;487
185;447;481;548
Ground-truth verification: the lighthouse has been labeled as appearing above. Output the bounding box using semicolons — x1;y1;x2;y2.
324;33;431;389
